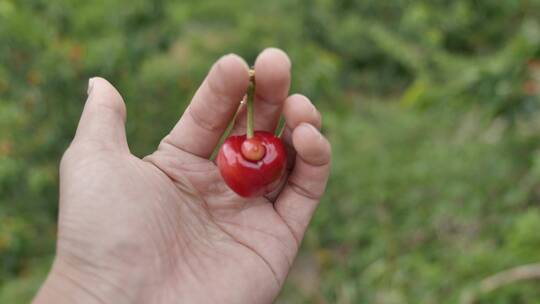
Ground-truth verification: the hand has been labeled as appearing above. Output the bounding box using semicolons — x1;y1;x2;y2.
34;48;331;304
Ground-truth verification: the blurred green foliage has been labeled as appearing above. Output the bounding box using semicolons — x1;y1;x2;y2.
1;0;540;303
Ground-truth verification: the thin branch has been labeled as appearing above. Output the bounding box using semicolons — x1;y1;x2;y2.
461;262;540;304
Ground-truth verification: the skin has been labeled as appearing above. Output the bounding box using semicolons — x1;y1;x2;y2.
33;48;331;304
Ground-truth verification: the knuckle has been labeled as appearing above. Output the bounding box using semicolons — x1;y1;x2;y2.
60;139;118;169
59;144;81;170
288;178;322;201
188;105;224;132
93;97;127;121
206;65;230;98
290;93;309;102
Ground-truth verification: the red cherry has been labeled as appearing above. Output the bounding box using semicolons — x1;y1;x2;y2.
217;131;286;198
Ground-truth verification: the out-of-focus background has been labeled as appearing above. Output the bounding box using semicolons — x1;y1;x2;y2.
1;1;540;303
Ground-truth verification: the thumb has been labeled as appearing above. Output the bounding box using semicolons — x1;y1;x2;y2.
72;77;129;153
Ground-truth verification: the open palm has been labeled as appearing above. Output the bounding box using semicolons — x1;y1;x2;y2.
35;49;331;304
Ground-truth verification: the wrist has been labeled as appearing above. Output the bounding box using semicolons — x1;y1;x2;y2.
33;257;148;304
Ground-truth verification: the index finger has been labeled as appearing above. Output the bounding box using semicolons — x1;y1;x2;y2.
162;54;249;158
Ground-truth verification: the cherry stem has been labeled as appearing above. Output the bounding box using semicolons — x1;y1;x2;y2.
246;69;255;139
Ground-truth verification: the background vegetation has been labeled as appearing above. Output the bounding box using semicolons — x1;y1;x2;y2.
1;0;540;303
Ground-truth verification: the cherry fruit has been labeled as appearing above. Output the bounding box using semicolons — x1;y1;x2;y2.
216;69;286;197
217;131;286;197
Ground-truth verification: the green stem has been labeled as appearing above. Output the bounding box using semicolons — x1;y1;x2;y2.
246;70;255;138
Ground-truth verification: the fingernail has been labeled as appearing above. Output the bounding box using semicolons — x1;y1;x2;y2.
87;78;95;95
261;48;291;70
310;105;322;127
299;122;319;135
